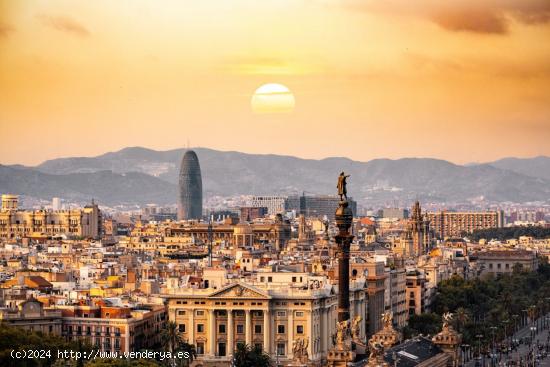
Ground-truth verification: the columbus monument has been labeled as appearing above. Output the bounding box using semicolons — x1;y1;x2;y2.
327;171;356;366
177;150;203;220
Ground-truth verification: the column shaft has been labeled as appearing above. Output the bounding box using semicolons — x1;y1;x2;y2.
228;310;234;356
245;310;252;345
287;311;294;359
263;309;270;354
209;309;216;356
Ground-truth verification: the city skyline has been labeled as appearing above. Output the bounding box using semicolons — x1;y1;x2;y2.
1;1;550;166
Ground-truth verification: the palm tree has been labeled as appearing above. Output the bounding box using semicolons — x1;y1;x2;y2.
455;307;469;333
179;341;196;367
161;321;183;354
232;343;273;367
160;321;196;367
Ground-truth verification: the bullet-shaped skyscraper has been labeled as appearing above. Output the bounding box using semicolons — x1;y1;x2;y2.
177;150;203;220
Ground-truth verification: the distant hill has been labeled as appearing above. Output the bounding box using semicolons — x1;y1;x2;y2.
0;164;176;205
1;147;548;206
486;156;550;181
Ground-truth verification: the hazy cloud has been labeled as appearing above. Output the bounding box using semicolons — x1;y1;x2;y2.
37;14;90;37
0;23;15;38
343;0;550;34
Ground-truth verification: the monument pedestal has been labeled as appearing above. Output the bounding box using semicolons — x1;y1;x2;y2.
327;349;356;367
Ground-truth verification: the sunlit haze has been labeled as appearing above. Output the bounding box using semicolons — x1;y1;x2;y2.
1;0;549;165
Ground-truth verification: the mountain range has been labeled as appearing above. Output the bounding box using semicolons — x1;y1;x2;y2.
1;147;549;206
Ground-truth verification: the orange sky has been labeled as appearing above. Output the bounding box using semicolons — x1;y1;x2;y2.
1;0;549;165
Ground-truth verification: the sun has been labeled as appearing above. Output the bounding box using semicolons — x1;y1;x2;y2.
251;83;295;114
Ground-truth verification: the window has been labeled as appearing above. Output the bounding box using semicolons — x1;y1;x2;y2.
277;343;285;356
260;277;265;282
292;277;297;282
296;311;304;317
277;325;285;334
237;324;244;334
197;324;204;333
196;310;204;316
277;311;286;317
268;277;273;282
219;324;226;334
196;342;205;355
218;342;226;357
178;310;186;315
254;325;262;334
296;325;304;334
179;324;185;332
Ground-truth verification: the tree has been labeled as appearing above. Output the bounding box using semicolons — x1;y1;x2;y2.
85;359;159;367
232;344;272;367
161;322;182;354
159;321;195;367
0;323;91;367
455;307;469;333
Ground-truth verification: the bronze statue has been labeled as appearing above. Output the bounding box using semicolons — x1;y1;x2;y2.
337;171;350;201
351;315;362;340
381;312;393;329
336;319;350;347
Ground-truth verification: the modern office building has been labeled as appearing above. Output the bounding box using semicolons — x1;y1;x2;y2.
248;196;286;215
177;150;203;220
286;194;357;220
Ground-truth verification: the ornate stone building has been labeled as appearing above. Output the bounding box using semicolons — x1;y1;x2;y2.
0;195;101;240
163;280;368;366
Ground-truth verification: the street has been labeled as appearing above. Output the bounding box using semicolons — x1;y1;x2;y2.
464;316;550;367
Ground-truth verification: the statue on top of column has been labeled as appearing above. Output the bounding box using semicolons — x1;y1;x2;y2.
337;172;350;201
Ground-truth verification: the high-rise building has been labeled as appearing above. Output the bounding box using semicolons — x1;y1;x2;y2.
286;194;357;220
177;150;203;220
52;197;61;211
248;196;286;215
426;210;504;239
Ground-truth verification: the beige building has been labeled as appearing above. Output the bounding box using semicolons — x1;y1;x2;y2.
163;280;368;366
0;195;101;240
0;298;63;335
475;249;538;277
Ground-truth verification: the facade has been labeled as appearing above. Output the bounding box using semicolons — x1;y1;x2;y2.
0;196;101;240
380;208;409;220
405;270;430;316
165;218;291;251
178;150;203;220
239;206;268;222
286;194;357;220
0;298;63;335
427;210;504;239
59;304;166;353
164;280;368;366
474;249;539;276
248;196;286;215
384;265;408;328
0;299;166;353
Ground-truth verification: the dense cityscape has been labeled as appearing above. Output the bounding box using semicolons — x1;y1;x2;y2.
2;1;550;366
1;149;549;367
